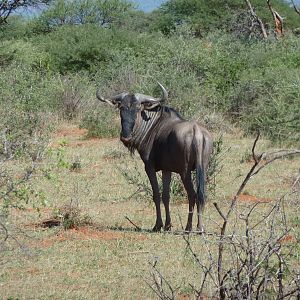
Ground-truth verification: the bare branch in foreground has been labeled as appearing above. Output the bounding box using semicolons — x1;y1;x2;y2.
146;133;300;299
145;261;177;300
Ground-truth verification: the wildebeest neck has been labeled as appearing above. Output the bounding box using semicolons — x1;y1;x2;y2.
125;106;161;153
128;106;183;154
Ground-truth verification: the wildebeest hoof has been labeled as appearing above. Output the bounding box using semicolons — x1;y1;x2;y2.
164;223;172;231
152;224;163;232
184;226;192;233
197;227;205;234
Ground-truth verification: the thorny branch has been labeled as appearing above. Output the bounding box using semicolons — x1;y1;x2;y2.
212;131;300;299
145;261;177;300
174;132;300;299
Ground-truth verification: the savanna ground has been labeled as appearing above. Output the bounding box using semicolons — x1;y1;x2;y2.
1;122;299;299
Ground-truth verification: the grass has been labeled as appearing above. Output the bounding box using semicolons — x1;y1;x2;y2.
1;123;299;299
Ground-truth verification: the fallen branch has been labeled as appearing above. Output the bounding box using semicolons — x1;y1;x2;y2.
128;251;150;255
124;215;142;231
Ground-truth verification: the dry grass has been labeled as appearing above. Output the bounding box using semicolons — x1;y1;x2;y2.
0;123;299;299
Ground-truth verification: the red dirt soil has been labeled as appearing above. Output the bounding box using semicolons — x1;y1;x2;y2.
50;126;97;148
279;234;296;244
34;226;146;248
54;127;88;138
35;228;122;248
236;194;272;203
50;125;118;148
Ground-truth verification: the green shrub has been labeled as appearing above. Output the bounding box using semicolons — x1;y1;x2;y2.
34;24;140;74
1;6;299;146
0;39;50;69
80;106;120;138
154;0;300;37
226;39;300;144
0;63;62;112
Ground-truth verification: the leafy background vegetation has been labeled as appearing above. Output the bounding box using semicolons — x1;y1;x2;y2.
1;0;299;144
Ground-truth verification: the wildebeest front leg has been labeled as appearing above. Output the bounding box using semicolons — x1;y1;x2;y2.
145;165;163;232
181;172;196;232
162;171;172;231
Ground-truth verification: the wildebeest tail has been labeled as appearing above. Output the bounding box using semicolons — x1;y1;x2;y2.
193;127;205;209
196;164;205;208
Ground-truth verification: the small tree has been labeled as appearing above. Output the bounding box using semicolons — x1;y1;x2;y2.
0;106;50;262
38;0;134;29
0;0;50;25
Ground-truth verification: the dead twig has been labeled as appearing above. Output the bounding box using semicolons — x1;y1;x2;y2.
124;215;142;231
128;251;150;255
250;150;300;179
145;261;177;300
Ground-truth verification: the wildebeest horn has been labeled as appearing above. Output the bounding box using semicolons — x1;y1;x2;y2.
135;82;168;105
96;89;128;106
157;82;168;102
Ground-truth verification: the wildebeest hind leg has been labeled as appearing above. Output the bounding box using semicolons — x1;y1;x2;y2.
196;202;205;233
162;171;172;231
145;165;163;232
181;172;196;232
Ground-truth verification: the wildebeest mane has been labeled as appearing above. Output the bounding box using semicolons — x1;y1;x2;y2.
162;105;184;120
146;104;184;121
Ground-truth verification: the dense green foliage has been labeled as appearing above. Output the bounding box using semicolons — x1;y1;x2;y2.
0;0;299;144
156;0;300;36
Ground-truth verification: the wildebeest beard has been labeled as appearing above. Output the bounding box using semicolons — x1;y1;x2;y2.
122;106;164;155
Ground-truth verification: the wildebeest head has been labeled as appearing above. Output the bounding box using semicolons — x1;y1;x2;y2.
96;83;168;145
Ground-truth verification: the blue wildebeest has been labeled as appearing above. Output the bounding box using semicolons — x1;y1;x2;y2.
97;83;213;232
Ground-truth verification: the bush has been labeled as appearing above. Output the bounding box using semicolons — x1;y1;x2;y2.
234;67;300;144
80;106;120;138
1;7;299;145
0;108;51;223
34;24;139;74
52;202;92;230
154;0;300;37
0;63;62;112
0;39;50;69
